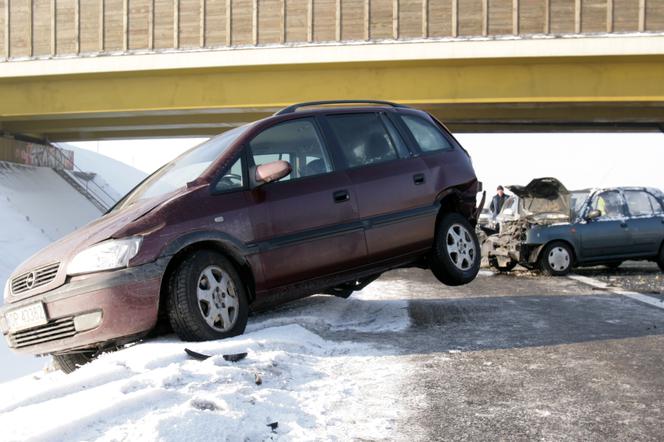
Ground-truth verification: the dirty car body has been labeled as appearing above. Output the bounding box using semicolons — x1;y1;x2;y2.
0;101;482;361
485;178;664;274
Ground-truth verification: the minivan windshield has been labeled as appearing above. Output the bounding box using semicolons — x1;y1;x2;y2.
112;125;249;212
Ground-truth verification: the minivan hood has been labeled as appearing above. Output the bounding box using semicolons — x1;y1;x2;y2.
507;177;571;224
11;191;177;278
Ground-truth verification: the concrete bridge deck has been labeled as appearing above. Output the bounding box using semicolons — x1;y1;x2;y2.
1;0;663;140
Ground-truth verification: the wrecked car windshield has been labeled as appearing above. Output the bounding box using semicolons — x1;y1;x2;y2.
570;190;591;219
113;126;249;211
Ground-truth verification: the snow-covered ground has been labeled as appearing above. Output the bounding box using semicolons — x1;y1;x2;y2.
0;281;412;441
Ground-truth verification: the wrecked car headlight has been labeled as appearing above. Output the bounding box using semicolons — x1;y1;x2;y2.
67;237;143;276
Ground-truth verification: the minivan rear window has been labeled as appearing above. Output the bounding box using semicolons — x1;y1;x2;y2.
401;115;454;153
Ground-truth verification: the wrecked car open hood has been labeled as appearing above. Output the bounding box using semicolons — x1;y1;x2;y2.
506;177;571;223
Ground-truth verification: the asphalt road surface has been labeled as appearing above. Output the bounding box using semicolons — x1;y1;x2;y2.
389;265;664;441
257;263;663;440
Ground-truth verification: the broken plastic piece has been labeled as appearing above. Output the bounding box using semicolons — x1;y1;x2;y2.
184;348;211;361
223;352;248;362
185;349;248;362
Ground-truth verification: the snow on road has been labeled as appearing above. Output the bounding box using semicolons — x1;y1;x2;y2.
0;281;412;441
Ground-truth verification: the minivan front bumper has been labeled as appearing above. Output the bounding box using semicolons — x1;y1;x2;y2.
0;260;166;356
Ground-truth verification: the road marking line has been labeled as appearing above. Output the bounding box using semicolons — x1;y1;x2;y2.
568;274;664;311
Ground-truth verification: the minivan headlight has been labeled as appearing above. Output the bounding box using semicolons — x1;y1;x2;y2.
67;237;143;276
3;279;10;301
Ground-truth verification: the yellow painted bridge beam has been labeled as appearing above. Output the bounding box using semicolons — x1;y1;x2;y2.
1;39;664;140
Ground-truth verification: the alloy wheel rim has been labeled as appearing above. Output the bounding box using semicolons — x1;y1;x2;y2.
446;223;476;271
196;265;239;332
547;247;570;272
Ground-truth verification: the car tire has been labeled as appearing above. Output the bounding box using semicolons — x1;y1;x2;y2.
167;250;249;342
489;257;518;273
657;245;664;272
430;213;481;286
539;241;574;276
53;352;94;374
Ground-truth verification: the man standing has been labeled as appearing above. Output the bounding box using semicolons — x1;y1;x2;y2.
490;185;508;217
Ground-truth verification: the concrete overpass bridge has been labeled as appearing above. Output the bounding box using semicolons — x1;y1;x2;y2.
1;0;663;140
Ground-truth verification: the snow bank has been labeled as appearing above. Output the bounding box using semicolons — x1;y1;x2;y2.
0;161;106;381
0;161;102;298
60;144;147;196
0;283;411;441
249;280;411;334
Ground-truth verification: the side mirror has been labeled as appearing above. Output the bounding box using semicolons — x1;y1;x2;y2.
586;209;602;221
254;160;291;187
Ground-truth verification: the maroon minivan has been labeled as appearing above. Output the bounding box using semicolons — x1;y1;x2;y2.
1;101;483;372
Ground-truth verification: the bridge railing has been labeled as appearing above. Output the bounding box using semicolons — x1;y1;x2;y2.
1;0;662;61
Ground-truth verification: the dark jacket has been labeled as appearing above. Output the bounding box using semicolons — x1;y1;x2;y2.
490;193;508;216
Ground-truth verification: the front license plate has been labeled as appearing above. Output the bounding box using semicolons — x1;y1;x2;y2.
6;303;48;333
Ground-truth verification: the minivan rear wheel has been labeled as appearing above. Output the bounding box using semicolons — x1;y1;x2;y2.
430;213;481;286
167;250;248;342
53;352;94;374
657;245;664;272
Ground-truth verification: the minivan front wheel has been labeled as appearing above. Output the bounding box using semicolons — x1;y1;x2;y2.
167;251;248;342
53;352;94;374
430;213;481;286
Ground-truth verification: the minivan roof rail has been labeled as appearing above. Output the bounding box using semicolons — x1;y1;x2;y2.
275;100;410;115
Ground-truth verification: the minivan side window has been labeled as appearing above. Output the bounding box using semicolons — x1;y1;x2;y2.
327;113;400;168
624;190;658;217
249;118;333;179
401;115;454;153
214;156;244;192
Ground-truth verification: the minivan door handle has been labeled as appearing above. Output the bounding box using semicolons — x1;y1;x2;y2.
333;190;350;203
413;173;425;185
620;222;628;228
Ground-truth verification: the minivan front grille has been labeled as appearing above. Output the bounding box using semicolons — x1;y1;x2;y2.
9;317;76;349
11;263;60;295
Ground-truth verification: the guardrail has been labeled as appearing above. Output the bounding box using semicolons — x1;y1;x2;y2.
42;144;117;213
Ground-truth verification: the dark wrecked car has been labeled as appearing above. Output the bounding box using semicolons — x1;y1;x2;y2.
484;177;664;275
0;100;483;373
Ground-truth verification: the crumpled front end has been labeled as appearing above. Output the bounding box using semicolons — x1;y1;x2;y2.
484;220;531;267
484;178;572;268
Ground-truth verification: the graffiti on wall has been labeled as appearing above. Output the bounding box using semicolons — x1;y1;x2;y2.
15;144;75;170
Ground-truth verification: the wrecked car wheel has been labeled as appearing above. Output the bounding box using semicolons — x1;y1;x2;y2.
430;213;481;286
167;251;248;342
53;352;94;374
489;257;517;273
539;242;573;276
658;246;664;272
